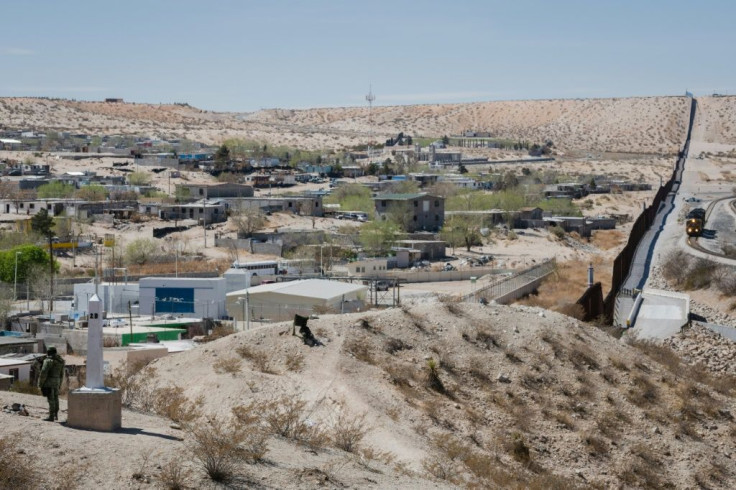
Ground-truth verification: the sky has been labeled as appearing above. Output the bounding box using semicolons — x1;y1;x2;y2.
0;0;733;112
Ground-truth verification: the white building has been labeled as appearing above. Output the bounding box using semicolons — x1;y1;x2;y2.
226;279;368;323
139;277;227;320
0;358;32;385
73;282;140;316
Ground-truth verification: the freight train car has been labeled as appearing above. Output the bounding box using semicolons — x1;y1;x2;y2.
686;208;706;237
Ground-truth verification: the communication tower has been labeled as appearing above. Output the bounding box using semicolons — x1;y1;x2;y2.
366;85;375;159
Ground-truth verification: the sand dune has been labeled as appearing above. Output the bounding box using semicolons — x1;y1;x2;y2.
0;96;692;153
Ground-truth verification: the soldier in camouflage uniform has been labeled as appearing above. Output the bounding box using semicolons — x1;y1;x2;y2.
38;346;65;421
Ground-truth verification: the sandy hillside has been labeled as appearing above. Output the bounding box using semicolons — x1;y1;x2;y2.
0;96;691;152
58;302;735;489
692;96;736;146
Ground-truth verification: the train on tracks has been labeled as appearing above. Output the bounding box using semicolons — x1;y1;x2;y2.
685;208;706;237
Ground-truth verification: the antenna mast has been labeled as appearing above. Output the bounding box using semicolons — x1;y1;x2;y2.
366;85;375;160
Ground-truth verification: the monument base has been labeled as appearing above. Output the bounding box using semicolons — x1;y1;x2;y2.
67;388;122;431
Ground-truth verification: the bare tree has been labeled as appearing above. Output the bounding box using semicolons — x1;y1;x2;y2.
232;205;266;238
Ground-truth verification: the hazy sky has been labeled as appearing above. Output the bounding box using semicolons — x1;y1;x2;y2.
1;0;733;112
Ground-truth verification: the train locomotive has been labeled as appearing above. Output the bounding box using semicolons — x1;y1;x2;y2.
686;208;706;237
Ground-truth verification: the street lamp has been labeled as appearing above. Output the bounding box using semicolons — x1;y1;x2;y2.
13;251;21;302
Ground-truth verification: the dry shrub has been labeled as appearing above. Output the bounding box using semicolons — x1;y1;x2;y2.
504;349;523;364
285;350;304;372
105;362;158;410
186;417;255;482
153;386;203;423
439;295;464;315
260;396;307;438
626;374;659;407
9;380;40;395
683;258;717;290
400;304;427;332
558;302;585;320
256;395;329;449
540;329;564;358
468;357;492;385
506;432;531;465
714;265;736;294
552;411;575;430
0;433;37;489
330;412;368;453
344;335;375;364
383;363;415;388
475;329;500;349
55;460;90;490
582;432;609;457
591;229;624;250
103;335;120;347
157;459;192;490
384;337;412;354
660;250;690;285
228;404;270;463
236;345;275;373
200;325;235;343
608;355;629;371
212;357;241;375
599;367;617;385
422;433;468;484
567;344;599;371
425;358;449;396
596;410;629;438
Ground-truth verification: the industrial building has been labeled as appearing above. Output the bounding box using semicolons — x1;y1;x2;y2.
139;277;227;320
226;279;368;323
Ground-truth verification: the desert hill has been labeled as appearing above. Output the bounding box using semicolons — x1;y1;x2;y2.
0;96;692;152
111;303;736;487
2;302;735;488
692;95;736;146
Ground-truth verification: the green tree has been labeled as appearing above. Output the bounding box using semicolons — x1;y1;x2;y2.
75;184;107;201
0;245;56;284
30;208;56;310
128;171;152;186
324;184;373;214
215;144;230;169
37;181;75;199
359;220;399;256
124;238;159;266
440;215;482;252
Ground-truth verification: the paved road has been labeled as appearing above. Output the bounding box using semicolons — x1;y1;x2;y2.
699;197;736;256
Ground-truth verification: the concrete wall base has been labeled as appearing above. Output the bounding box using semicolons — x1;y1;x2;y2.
67;388;122;431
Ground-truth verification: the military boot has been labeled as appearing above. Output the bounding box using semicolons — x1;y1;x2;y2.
43;413;54;421
53;411;58;421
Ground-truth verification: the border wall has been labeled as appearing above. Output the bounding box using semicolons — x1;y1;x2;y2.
576;98;697;323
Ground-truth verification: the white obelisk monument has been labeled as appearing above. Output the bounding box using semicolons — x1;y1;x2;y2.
67;294;122;431
85;294;104;389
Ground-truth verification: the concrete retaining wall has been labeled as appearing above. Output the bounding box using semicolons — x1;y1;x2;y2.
493;275;548;305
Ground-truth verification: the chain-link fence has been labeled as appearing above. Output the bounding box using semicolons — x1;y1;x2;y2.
464;259;556;303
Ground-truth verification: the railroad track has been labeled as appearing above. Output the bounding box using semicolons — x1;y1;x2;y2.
686;196;736;259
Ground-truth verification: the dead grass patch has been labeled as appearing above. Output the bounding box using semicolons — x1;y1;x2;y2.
626;374;659;407
344;335;376;364
0;433;37;489
236;345;276;374
213;357;241;375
